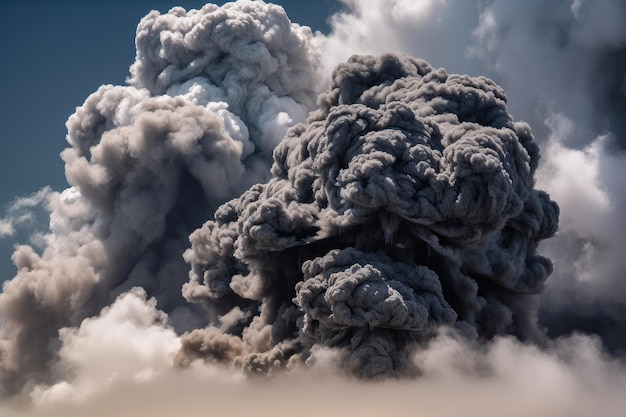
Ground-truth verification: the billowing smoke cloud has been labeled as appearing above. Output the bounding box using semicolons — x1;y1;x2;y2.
320;0;626;354
1;1;625;416
180;53;558;377
0;0;321;396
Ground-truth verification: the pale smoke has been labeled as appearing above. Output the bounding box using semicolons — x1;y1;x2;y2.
465;0;626;350
0;0;321;396
9;298;626;417
0;1;625;416
9;292;626;417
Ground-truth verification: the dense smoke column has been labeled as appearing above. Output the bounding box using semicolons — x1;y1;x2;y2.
0;1;321;395
182;53;559;377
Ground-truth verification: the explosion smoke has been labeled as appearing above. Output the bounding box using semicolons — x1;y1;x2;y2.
6;2;626;416
181;53;559;377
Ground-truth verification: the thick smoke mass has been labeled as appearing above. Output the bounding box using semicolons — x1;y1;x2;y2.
1;1;625;416
181;53;558;376
319;0;626;354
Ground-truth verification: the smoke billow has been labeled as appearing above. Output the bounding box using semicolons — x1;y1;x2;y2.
180;53;558;377
319;0;626;355
2;1;626;416
0;0;321;396
463;0;626;351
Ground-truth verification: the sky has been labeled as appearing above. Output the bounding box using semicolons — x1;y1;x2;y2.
0;1;625;416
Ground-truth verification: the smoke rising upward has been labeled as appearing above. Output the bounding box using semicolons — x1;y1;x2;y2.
7;1;626;416
181;53;559;376
0;0;321;395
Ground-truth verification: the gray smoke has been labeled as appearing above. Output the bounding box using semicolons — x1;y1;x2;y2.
320;0;626;357
0;0;321;396
3;1;626;415
181;53;559;377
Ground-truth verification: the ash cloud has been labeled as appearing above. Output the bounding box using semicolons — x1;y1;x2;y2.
181;53;558;377
1;1;626;416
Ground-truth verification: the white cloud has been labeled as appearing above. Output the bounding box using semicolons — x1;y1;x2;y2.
0;187;53;239
538;113;626;316
2;331;625;417
30;288;180;406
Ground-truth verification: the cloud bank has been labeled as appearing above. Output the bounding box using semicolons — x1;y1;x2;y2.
0;1;625;416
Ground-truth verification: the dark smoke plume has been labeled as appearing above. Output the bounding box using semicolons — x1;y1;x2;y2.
320;0;626;363
5;2;626;415
181;53;559;377
0;1;321;395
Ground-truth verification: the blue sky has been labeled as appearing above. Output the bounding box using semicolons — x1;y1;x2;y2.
0;0;340;282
